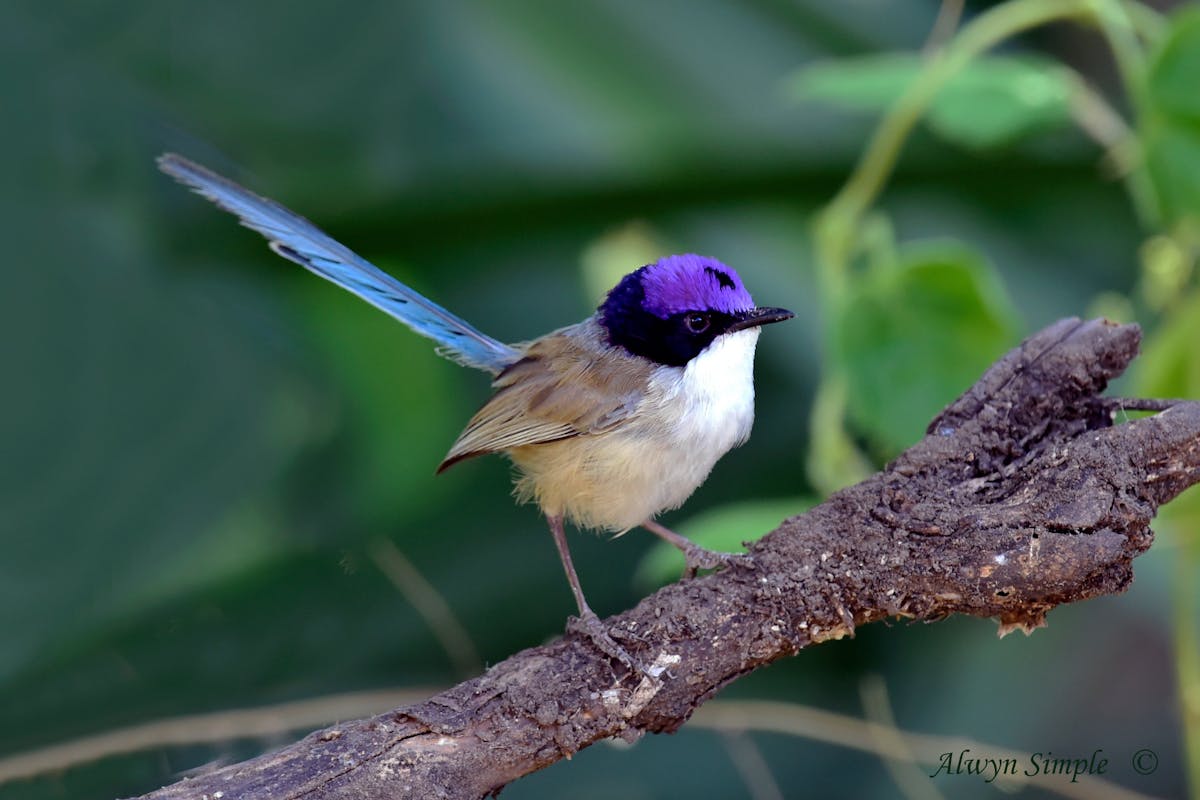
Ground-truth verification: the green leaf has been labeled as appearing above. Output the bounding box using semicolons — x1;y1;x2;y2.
1142;118;1200;224
634;498;811;589
925;57;1072;149
790;53;919;109
1134;289;1200;401
789;53;1073;149
1146;7;1200;125
832;242;1020;454
1141;8;1200;224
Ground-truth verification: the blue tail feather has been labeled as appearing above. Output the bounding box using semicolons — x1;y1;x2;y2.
157;153;521;375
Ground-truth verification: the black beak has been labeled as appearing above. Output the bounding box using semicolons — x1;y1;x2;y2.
727;306;794;333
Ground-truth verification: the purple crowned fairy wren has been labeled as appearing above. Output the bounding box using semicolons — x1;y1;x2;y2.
159;154;792;667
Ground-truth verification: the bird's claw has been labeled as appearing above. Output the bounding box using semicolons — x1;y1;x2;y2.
566;611;643;674
680;546;750;579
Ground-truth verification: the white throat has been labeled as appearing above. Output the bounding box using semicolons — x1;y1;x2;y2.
642;326;761;488
672;327;760;448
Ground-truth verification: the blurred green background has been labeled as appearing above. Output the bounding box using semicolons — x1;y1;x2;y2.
4;0;1200;798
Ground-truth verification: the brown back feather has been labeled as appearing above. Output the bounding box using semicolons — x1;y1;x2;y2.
437;321;650;472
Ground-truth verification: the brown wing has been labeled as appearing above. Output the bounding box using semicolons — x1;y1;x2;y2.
437;323;650;472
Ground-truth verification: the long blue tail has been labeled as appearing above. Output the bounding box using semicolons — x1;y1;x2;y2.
157;154;521;375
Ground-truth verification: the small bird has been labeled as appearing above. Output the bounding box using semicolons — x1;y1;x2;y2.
158;154;793;666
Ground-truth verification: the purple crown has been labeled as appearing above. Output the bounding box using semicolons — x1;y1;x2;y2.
637;254;754;318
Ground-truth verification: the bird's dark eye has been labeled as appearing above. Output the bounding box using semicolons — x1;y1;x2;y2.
684;312;710;334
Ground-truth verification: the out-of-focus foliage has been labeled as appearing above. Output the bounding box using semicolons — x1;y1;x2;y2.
3;0;1199;798
832;241;1019;452
1145;7;1200;222
791;53;1074;148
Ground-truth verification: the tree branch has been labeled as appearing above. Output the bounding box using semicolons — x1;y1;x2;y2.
134;318;1200;800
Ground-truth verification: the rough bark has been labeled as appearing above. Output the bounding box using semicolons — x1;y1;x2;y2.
134;318;1200;800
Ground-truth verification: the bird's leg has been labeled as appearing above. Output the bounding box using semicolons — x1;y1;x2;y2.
641;518;749;579
546;514;637;671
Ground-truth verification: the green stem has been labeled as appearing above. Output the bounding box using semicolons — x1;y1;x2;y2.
1089;0;1165;227
1174;532;1200;800
1064;66;1160;227
815;0;1097;296
1089;0;1147;110
1121;0;1168;43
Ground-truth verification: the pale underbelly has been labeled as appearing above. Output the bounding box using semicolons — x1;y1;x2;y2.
508;417;750;532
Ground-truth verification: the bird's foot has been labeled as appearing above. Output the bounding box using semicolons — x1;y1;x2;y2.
566;611;640;673
640;519;751;579
679;544;750;579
